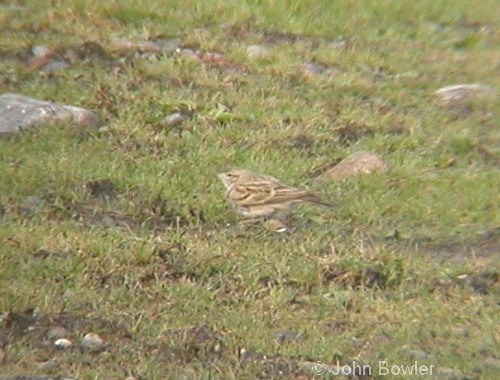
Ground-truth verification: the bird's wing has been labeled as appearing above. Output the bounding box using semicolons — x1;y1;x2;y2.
236;182;305;206
272;184;334;207
230;182;275;206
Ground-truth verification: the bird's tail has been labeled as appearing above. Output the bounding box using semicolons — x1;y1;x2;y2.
299;192;335;207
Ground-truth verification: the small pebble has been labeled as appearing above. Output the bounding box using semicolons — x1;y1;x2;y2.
162;112;185;127
47;326;70;340
483;356;500;368
246;44;271;59
435;367;466;380
54;338;73;349
62;290;76;300
408;350;429;360
274;330;299;343
32;45;53;58
24;196;44;209
266;219;288;233
37;360;57;370
81;332;106;352
153;38;181;52
300;62;327;76
39;60;70;74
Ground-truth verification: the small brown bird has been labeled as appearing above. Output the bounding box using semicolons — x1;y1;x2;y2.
218;168;333;218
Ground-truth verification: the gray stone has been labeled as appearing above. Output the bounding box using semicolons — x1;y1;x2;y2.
46;326;70;340
273;330;299;343
300;62;327;76
0;93;102;133
31;45;53;58
435;367;467;379
483;356;500;368
154;38;182;52
246;44;272;59
434;84;495;108
112;37;181;53
81;332;106;352
39;60;70;74
24;196;44;209
18;196;44;217
162;112;186;127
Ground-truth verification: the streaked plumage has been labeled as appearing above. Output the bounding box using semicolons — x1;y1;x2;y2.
218;168;333;218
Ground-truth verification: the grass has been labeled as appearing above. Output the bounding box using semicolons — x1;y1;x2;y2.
1;0;500;378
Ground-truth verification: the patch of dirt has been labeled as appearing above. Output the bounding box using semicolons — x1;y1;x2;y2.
156;325;224;363
413;227;500;265
320;259;404;290
177;47;249;72
45;184;196;233
86;179;116;200
238;349;311;378
309;160;343;178
473;144;500;168
288;134;315;150
2;310;344;378
467;271;499;294
1;309;131;352
24;41;111;72
5;179;202;234
335;121;374;147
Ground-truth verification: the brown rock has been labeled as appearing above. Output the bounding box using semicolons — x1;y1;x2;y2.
322;151;389;180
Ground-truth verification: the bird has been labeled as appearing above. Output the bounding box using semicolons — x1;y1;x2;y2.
218;168;333;219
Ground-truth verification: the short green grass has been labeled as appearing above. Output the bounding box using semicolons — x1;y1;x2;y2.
1;0;499;379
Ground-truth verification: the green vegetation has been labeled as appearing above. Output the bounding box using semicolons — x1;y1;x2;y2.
0;0;499;378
